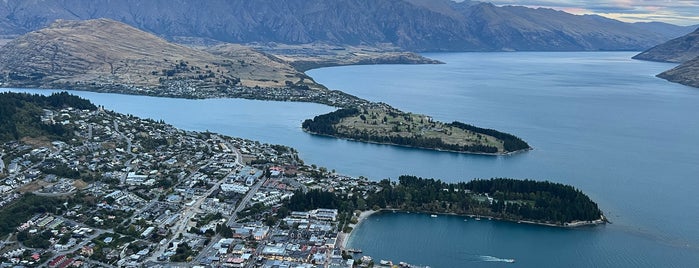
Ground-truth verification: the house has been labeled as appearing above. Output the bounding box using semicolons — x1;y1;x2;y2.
313;209;338;221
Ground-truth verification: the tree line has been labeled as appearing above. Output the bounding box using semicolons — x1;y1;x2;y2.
301;108;359;135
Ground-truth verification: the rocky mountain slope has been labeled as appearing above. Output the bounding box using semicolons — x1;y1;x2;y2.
631;27;699;89
657;58;699;88
633;27;699;63
0;19;322;95
0;0;692;52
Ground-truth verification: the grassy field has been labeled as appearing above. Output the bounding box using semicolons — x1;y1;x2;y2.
333;108;505;153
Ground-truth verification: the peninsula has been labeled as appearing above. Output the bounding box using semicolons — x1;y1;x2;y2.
0;18;531;155
302;107;531;154
289;175;605;229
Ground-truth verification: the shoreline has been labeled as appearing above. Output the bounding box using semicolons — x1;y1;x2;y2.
341;209;605;250
303;129;532;156
419;210;607;228
341;209;379;249
341;209;606;249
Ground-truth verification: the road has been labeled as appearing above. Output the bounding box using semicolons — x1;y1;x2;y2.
148;142;242;263
148;135;256;264
227;172;267;227
191;171;267;263
113;120;137;184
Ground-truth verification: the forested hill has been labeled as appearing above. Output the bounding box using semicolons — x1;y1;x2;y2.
0;92;96;142
286;176;604;226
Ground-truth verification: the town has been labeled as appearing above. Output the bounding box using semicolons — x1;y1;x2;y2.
0;104;391;268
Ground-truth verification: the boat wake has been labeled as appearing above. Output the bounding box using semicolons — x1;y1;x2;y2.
478;255;515;263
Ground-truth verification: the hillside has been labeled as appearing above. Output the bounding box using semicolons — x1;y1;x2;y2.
0;0;692;52
632;27;699;88
657;58;699;88
251;43;444;71
633;27;699;63
0;92;96;142
0;19;323;97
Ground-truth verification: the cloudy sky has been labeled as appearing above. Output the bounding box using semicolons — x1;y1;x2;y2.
481;0;699;25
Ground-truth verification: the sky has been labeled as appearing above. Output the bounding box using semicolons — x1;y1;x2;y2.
477;0;699;26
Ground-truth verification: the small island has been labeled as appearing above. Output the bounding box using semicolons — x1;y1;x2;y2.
302;106;531;155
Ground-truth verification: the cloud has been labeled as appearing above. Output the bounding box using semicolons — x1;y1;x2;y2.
482;0;699;25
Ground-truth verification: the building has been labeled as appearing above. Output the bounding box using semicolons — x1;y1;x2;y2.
125;172;148;185
313;209;338;221
141;226;155;238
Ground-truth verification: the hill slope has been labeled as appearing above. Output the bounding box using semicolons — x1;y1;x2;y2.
657;58;699;88
0;0;692;52
0;19;322;96
633;27;699;63
631;27;699;89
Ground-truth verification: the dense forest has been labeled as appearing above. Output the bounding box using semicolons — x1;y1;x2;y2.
302;108;530;154
0;92;96;142
284;176;603;226
301;108;359;135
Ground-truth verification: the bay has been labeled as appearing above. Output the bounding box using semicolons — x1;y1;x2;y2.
5;51;699;267
309;52;699;267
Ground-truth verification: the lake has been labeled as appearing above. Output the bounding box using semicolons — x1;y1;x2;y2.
5;51;699;267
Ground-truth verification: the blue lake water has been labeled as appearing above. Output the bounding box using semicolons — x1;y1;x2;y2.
5;51;699;267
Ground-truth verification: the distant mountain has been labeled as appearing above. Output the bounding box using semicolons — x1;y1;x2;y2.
0;0;692;52
0;19;321;94
630;27;699;88
633;27;699;63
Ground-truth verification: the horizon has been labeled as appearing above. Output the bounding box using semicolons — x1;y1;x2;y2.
458;0;699;26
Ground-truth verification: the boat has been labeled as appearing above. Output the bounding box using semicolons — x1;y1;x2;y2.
504;259;515;263
430;214;438;218
475;217;481;221
379;260;393;266
346;248;362;254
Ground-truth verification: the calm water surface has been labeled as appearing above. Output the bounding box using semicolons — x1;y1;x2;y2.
6;51;699;267
308;52;699;267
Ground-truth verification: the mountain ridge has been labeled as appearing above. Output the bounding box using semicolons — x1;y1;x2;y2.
633;27;699;63
631;27;699;89
0;0;693;52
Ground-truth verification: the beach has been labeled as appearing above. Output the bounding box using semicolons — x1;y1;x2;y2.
340;209;378;249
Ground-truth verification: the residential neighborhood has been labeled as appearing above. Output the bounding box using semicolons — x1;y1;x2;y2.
0;105;385;268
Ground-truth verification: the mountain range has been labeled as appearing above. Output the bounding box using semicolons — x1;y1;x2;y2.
633;28;699;88
0;0;694;52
